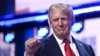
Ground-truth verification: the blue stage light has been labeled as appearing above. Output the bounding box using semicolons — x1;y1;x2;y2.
71;22;83;33
37;27;48;39
74;6;100;15
34;14;48;21
5;32;15;43
0;14;48;27
0;14;14;19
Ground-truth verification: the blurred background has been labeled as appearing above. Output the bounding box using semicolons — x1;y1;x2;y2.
0;0;100;56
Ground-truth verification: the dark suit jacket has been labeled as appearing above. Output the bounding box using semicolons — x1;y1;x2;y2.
34;35;95;56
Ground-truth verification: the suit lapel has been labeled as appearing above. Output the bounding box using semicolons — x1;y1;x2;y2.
45;35;63;56
72;37;89;56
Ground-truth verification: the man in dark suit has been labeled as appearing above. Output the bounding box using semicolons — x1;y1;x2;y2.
25;3;95;56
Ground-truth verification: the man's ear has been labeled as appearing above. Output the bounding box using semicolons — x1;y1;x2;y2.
48;19;52;27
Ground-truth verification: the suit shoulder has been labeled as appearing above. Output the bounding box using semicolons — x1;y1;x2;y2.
75;39;91;47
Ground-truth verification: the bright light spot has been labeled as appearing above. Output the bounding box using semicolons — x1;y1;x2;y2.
38;27;48;39
71;22;83;32
5;33;15;43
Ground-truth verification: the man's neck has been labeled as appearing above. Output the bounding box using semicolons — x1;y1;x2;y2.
53;33;70;40
53;33;73;43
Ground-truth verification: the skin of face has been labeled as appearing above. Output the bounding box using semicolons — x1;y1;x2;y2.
49;9;73;39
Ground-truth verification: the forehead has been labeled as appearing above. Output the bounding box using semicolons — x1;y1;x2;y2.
49;9;70;18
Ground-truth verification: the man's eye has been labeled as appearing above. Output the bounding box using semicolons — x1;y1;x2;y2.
61;18;68;20
53;18;58;21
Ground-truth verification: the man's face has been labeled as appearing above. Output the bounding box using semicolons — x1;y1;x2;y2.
49;10;73;38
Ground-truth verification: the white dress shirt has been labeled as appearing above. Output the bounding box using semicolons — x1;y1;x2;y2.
53;33;79;56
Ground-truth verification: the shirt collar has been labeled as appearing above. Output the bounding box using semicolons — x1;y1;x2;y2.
53;33;73;45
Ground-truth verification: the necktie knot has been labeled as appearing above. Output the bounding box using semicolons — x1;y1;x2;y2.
63;39;70;44
64;39;75;56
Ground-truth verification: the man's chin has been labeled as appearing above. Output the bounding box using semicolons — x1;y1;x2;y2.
58;33;65;36
59;31;65;34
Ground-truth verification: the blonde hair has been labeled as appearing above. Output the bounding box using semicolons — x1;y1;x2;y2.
48;3;75;24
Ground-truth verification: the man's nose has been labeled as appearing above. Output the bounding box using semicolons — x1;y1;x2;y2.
58;19;63;27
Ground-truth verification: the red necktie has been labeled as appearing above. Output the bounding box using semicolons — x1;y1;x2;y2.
64;39;75;56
